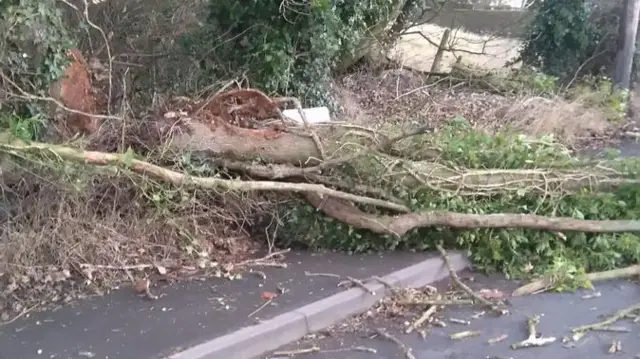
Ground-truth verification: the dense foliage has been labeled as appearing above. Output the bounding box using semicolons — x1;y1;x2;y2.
277;120;640;281
519;0;626;82
519;0;597;79
184;0;405;106
0;0;75;140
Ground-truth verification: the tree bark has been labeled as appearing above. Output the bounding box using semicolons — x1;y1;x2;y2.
612;0;640;91
335;0;408;71
305;194;640;237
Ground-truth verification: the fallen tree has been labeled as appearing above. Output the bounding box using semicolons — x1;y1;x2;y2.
3;135;640;238
4;82;640;269
1;50;640;319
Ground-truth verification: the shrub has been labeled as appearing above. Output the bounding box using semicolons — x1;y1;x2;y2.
0;0;75;140
183;0;405;106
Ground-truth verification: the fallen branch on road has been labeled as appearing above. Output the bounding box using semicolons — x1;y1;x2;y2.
374;328;415;359
7;139;640;240
571;302;640;333
306;194;640;237
510;315;557;349
0;139;410;213
437;244;508;316
405;305;437;334
512;264;640;296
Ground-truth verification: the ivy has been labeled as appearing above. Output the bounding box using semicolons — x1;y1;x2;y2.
184;0;401;107
519;0;598;80
0;0;76;140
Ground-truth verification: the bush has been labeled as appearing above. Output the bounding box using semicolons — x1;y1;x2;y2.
0;0;75;140
182;0;404;107
519;0;624;82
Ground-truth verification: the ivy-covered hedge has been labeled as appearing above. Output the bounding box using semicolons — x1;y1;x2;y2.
183;0;409;106
0;0;76;140
519;0;622;81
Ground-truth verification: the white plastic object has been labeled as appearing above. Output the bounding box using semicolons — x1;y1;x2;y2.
282;106;331;124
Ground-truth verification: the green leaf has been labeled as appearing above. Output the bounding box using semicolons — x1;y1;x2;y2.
123;147;135;169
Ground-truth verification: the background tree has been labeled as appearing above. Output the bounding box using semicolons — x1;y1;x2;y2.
612;0;640;90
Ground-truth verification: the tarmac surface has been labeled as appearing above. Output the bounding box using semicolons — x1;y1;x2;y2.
268;276;640;359
0;251;429;359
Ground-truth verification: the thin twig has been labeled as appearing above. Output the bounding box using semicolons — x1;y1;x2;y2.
368;275;398;294
304;271;341;278
406;305;437;333
80;263;153;270
571;303;640;333
338;276;376;295
0;304;39;326
510;315;556;349
271;346;320;356
81;0;113;114
436;244;507;315
248;298;273;318
374;328;416;359
238;249;291;267
1;73;121;120
397;299;474;306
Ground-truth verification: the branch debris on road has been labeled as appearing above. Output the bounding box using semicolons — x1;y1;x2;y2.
512;264;640;296
437;244;509;315
450;330;481;340
571;302;640;333
304;271;376;295
510;315;556;350
374;328;416;359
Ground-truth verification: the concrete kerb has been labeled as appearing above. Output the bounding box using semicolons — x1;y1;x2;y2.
168;251;471;359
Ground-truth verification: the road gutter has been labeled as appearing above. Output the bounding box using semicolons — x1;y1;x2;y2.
168;251;470;359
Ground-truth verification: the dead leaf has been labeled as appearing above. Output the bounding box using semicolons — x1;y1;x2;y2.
134;279;149;294
261;292;278;300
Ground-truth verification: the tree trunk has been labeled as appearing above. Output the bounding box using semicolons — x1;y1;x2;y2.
335;0;408;71
612;0;640;91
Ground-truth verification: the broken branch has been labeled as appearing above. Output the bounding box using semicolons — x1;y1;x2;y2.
374;328;416;359
307;195;640;237
436;244;508;315
513;264;640;296
510;315;556;349
571;303;640;333
0;140;409;213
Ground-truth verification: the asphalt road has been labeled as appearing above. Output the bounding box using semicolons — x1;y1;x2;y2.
268;277;640;359
0;251;429;359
